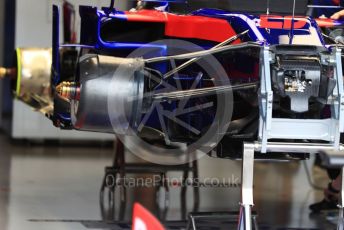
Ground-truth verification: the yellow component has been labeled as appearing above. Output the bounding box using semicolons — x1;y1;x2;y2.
16;48;22;97
0;67;16;79
0;67;6;78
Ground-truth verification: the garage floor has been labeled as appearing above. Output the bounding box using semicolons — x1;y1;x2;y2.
0;132;338;229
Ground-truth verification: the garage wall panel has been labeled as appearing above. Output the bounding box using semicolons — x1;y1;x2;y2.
13;0;129;139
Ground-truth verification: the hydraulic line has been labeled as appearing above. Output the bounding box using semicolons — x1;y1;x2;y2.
153;82;258;102
163;29;249;80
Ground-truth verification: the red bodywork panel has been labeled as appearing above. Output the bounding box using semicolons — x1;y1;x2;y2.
260;15;308;29
315;18;338;28
132;203;165;230
124;10;240;44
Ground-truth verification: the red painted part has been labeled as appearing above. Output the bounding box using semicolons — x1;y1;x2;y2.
132;203;165;230
124;10;240;43
124;10;167;22
74;115;85;129
315;18;336;28
259;15;307;29
165;14;240;43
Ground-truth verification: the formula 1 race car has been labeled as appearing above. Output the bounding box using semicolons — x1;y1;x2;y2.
46;1;344;227
50;0;344;157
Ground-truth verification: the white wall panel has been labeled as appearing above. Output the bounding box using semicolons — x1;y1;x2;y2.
16;0;130;47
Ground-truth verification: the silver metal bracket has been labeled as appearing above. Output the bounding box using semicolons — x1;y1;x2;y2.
237;142;344;230
258;46;273;153
258;46;344;152
238;143;255;230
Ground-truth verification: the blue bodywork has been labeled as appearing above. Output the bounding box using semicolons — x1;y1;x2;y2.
51;3;344;128
75;7;326;49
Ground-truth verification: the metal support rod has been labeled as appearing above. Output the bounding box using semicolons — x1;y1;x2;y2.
192;160;200;212
308;5;343;8
187;214;197;230
289;0;296;44
253;142;344;153
145;42;261;64
105;0;115;15
237;141;344;230
153;82;257;102
238;143;255;230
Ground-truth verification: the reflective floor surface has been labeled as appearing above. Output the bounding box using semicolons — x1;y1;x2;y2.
0;132;338;229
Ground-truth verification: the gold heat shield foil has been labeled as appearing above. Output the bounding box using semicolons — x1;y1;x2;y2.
15;48;53;114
